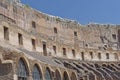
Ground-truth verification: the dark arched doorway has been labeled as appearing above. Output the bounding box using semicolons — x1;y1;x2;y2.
71;72;77;80
63;71;69;80
55;69;61;80
32;64;42;80
17;58;28;80
45;67;52;80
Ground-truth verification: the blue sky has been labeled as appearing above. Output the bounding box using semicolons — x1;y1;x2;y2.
21;0;120;25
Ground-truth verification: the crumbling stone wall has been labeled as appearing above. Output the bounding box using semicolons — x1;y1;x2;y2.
0;46;78;80
0;63;13;80
0;0;120;61
0;1;120;80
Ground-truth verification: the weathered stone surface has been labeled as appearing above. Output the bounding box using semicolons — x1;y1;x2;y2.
0;0;120;80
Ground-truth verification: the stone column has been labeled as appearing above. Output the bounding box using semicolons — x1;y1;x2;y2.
27;73;33;80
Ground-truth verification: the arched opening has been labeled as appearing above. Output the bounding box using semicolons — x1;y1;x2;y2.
32;64;42;80
89;52;93;59
111;64;115;66
32;21;36;28
118;64;120;67
81;52;84;61
63;48;66;57
4;26;9;40
94;63;100;68
71;72;77;80
74;31;77;37
54;27;57;34
45;67;52;80
55;69;61;80
114;53;118;59
53;46;57;54
43;42;47;56
106;53;109;59
72;49;76;57
17;58;29;80
102;64;107;67
63;71;69;80
98;53;101;59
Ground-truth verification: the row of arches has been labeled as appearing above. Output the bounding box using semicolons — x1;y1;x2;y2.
17;58;77;80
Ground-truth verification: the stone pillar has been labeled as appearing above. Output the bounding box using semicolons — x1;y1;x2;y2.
28;73;33;80
13;74;18;80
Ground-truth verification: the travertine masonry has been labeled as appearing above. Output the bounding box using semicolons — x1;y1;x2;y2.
0;0;120;80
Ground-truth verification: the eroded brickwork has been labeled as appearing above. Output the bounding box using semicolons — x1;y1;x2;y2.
0;0;120;80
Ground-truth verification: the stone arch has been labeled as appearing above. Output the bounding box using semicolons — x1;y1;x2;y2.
17;57;30;80
94;63;100;68
32;64;43;80
45;67;52;80
17;56;31;73
118;64;120;67
111;63;115;66
71;72;77;80
63;71;70;80
113;53;118;60
102;64;107;67
55;69;62;80
107;64;117;71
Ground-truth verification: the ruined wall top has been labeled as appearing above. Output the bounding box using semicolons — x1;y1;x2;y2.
9;0;21;3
